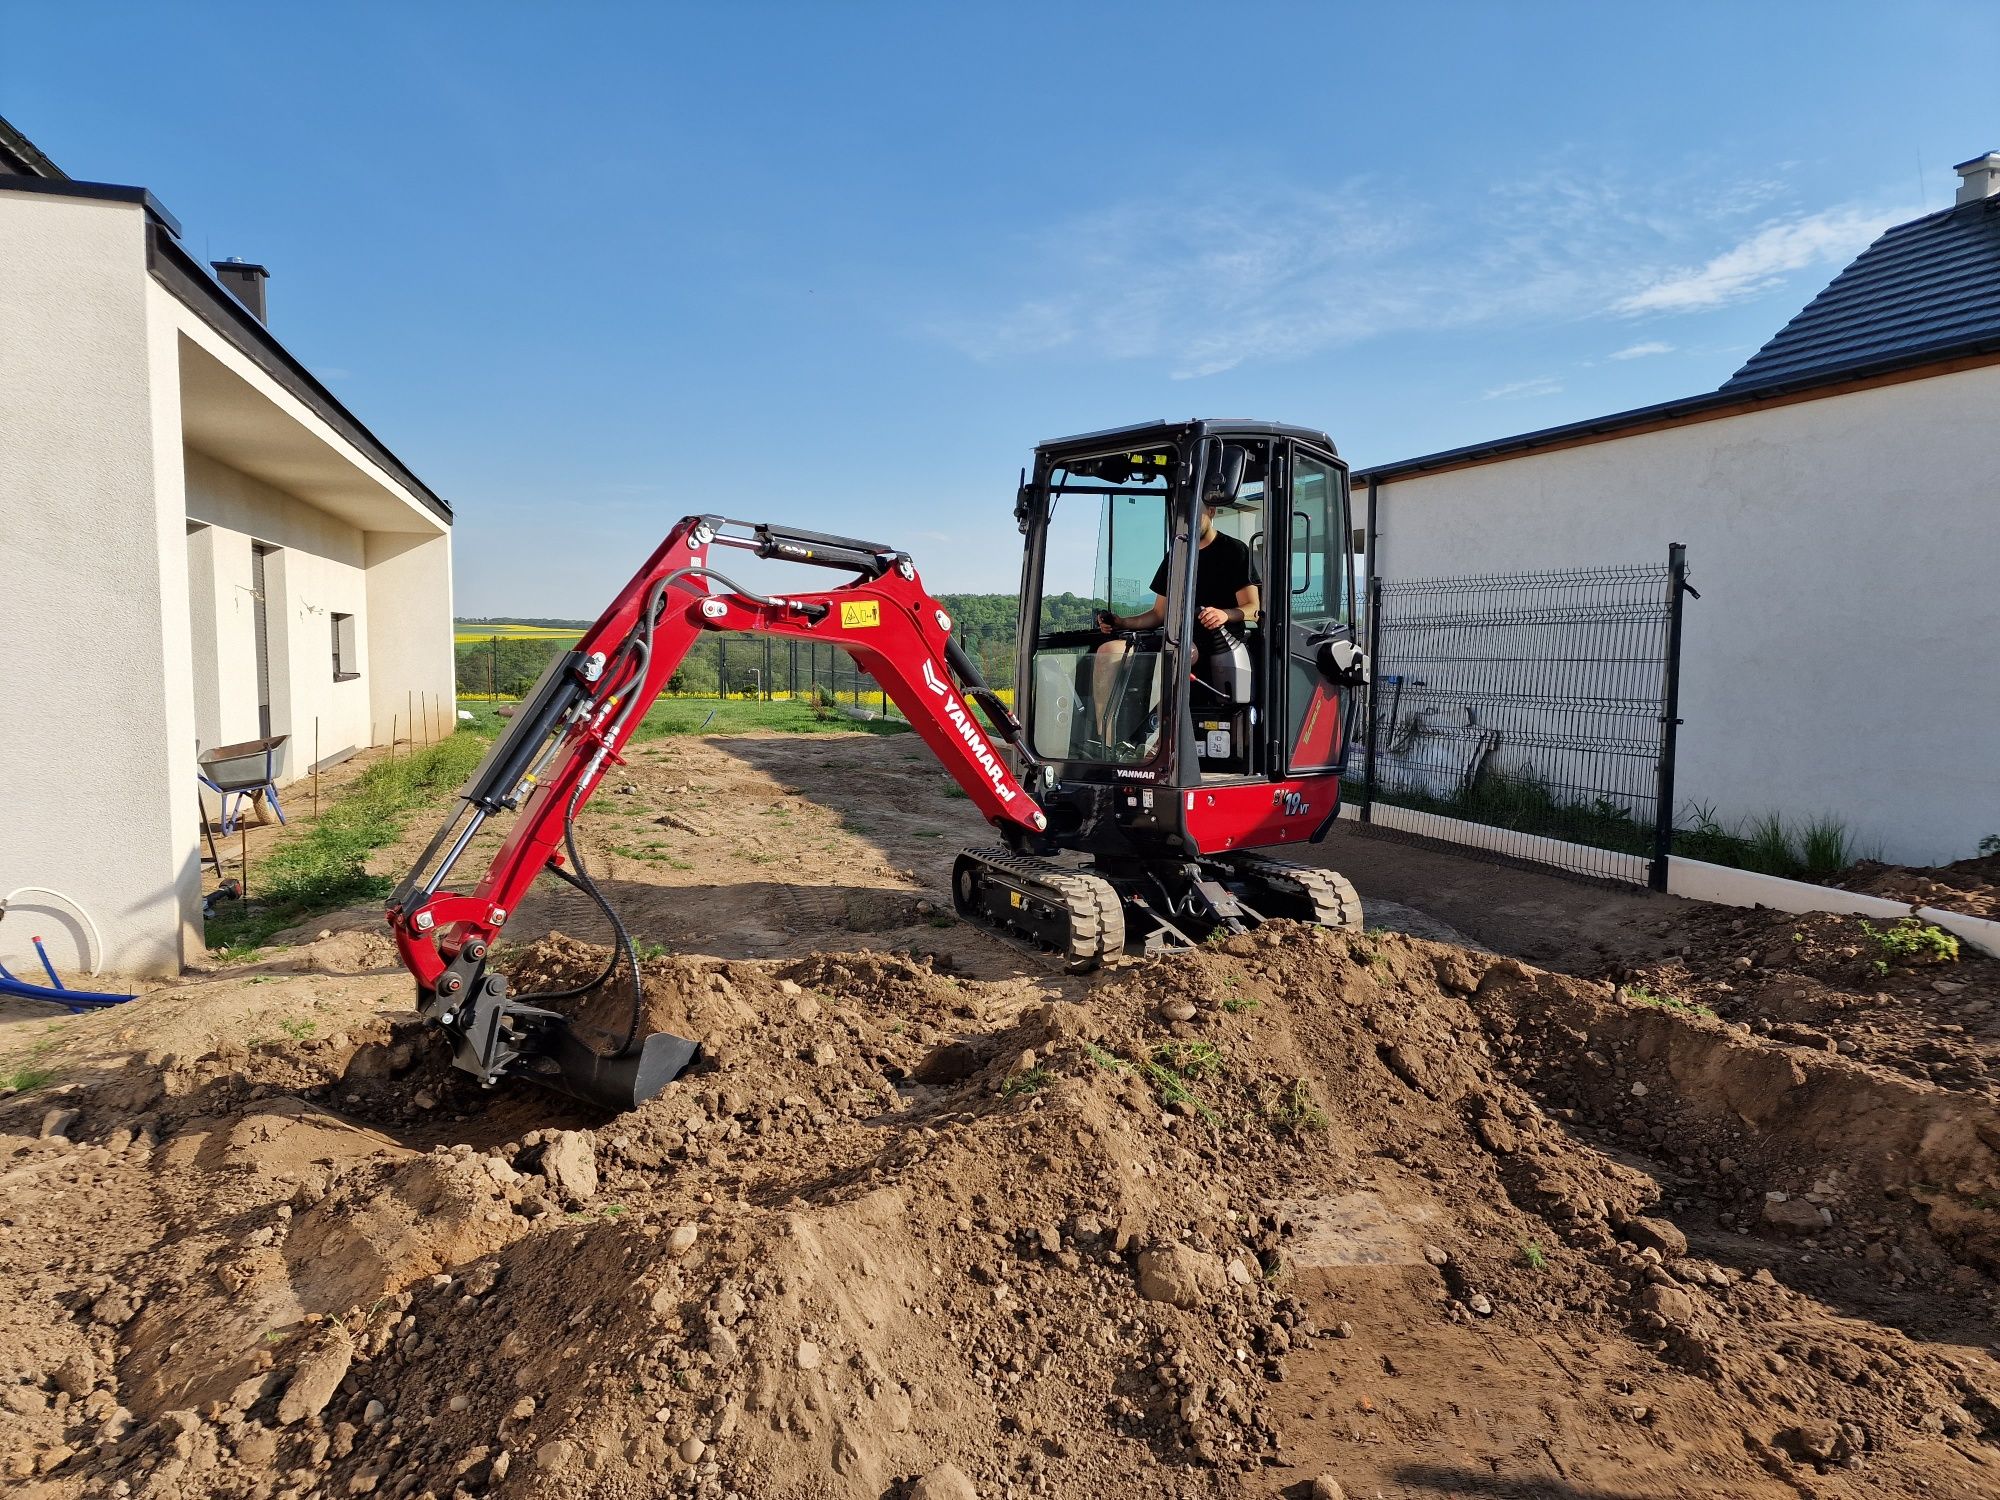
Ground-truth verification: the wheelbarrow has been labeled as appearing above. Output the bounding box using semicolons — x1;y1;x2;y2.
198;735;289;835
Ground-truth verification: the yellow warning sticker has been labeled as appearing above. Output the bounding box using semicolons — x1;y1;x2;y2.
1009;890;1024;908
840;600;881;628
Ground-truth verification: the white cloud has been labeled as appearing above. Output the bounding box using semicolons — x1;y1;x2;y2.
1482;376;1563;401
1609;340;1675;360
1613;207;1892;314
926;166;1905;378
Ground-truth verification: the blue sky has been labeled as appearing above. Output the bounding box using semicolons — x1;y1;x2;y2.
8;3;1995;608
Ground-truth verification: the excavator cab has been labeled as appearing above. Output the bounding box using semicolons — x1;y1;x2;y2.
1013;419;1364;852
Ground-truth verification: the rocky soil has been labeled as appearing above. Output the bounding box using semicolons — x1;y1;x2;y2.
2;729;1997;1499
4;920;2000;1500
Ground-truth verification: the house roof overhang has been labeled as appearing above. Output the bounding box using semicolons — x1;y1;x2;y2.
0;172;450;526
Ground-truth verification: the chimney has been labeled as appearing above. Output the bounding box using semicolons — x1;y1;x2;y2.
1954;152;2000;206
211;258;269;323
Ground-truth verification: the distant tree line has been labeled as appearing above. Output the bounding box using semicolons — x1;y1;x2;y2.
453;593;1095;699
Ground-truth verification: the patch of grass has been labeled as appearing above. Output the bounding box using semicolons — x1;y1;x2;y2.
1002;1067;1052;1097
1862;918;1960;971
1142;1043;1223;1129
278;1017;318;1042
926;914;956;929
206;729;493;956
942;783;970;800
631;698;908;740
1087;1042;1128;1072
1372;769;1871;885
1221;996;1261;1014
1272;1079;1328;1134
1151;1039;1223;1080
1797;815;1856;878
1;1066;57;1093
1623;986;1718;1021
1520;1240;1549;1272
631;940;669;962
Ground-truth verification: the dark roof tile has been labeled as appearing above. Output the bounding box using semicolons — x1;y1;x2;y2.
1722;196;2000;390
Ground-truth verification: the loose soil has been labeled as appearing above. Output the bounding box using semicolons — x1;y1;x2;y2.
1825;854;2000;922
3;729;1997;1500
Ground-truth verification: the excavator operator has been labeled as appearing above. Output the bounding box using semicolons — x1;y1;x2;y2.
1089;493;1260;750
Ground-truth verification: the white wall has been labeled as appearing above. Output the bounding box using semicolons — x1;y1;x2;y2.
0;195;198;976
1371;365;2000;865
183;448;373;782
185;520;261;752
363;529;457;749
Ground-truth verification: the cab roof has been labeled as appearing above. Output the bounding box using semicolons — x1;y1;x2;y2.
1037;418;1338;459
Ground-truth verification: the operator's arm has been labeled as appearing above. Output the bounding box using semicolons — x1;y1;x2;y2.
1100;593;1167;632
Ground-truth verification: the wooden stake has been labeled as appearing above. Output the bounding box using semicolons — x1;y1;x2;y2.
391;713;398;759
240;822;249;900
313;716;320;819
407;691;414;753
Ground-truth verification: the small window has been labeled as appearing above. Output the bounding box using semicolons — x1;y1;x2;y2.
332;612;359;681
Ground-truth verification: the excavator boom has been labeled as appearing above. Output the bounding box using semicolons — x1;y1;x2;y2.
388;514;1045;1110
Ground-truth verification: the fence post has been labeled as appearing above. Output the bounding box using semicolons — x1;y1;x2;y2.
1650;542;1691;892
1360;574;1384;824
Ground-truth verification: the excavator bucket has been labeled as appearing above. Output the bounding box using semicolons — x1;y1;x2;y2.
538;1024;703;1113
433;975;702;1113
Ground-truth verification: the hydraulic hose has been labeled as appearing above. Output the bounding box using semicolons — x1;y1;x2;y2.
508;578;667;1058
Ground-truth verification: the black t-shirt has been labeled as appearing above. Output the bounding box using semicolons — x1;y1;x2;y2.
1149;532;1260;652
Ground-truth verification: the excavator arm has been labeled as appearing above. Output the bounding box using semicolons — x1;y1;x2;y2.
387;515;1046;1110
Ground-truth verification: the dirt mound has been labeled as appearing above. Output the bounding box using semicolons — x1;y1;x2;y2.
4;928;2000;1497
1618;904;2000;1100
1829;852;2000;920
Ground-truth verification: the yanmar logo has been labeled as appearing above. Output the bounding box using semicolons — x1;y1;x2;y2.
921;661;1017;804
1114;769;1156;780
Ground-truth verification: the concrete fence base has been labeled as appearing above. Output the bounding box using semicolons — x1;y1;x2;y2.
1339;802;2000;959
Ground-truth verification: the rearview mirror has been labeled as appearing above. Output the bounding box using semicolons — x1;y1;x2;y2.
1202;443;1247;507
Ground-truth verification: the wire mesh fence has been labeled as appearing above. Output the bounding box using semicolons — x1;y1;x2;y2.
1349;546;1691;887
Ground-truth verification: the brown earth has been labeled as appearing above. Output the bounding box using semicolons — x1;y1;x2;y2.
2;728;1998;1500
1825;854;2000;922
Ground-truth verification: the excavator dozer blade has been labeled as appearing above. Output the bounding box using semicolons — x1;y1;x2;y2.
536;1024;703;1113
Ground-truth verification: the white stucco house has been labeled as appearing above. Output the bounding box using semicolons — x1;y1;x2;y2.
0;116;456;976
1356;152;2000;867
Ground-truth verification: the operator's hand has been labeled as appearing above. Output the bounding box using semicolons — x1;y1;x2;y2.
1197;605;1230;630
1096;610;1119;634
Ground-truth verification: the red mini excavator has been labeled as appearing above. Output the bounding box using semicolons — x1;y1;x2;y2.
389;419;1368;1109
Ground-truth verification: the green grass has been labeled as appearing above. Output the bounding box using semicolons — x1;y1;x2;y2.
1221;996;1261;1014
1272;1079;1328;1134
1863;918;1960;971
1355;766;1870;885
1151;1039;1223;1080
1142;1041;1223;1128
0;1066;57;1093
205;729;493;957
1002;1067;1052;1096
1520;1240;1549;1272
1623;986;1718;1021
1083;1041;1127;1073
629;699;909;740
